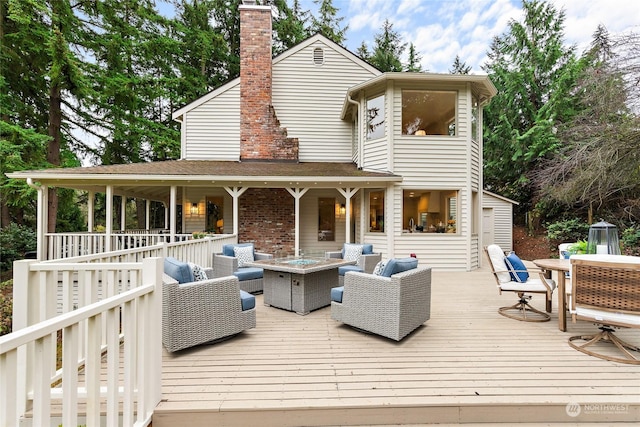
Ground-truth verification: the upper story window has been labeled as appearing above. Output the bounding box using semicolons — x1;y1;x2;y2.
366;94;385;140
471;96;479;141
402;90;457;136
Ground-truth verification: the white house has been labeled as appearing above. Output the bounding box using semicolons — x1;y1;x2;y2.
9;2;501;270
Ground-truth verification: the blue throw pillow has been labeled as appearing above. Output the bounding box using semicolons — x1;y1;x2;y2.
222;243;254;257
504;252;529;283
361;244;374;255
380;257;418;278
164;257;194;284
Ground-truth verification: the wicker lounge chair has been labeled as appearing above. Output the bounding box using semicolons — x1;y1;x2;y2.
331;262;432;341
213;243;273;293
162;264;256;352
568;254;640;364
325;243;382;285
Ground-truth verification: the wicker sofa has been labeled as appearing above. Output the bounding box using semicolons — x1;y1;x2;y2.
162;258;256;353
331;261;432;341
325;243;382;285
213;243;273;293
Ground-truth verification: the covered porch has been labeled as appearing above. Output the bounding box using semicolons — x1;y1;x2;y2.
9;160;401;261
154;267;640;425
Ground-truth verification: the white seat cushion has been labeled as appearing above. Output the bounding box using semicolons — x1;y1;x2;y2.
486;244;510;283
573;306;640;326
499;277;556;293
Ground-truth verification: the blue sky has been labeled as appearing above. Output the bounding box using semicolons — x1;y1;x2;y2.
301;0;640;73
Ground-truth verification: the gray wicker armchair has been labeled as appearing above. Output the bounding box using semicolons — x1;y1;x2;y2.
213;243;273;293
331;265;432;341
326;243;382;285
162;273;256;353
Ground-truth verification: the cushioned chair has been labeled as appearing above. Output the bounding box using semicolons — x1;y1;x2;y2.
331;258;431;341
162;257;256;353
568;254;640;364
485;245;557;322
213;243;273;293
325;243;382;285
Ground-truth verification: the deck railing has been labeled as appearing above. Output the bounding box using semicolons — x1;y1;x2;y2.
45;231;195;260
1;234;238;426
0;258;163;427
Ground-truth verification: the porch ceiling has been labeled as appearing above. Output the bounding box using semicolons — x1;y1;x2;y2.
8;160;402;203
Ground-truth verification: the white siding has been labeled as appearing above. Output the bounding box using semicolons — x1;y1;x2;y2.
298;190;347;254
362;138;388;170
482;192;514;252
273;40;378;162
184;85;241;160
183;189;233;234
358;83;480;270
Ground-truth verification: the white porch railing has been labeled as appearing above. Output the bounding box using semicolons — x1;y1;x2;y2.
1;234;238;426
45;231;196;260
0;258;163;427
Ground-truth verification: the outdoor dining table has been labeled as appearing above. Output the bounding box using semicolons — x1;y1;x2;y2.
532;258;571;331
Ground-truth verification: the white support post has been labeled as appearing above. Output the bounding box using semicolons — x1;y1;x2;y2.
224;186;248;237
37;185;47;260
170;186;177;241
106;185;113;252
145;199;150;230
121;196;126;231
87;191;94;232
338;188;359;244
163;203;168;230
285;188;309;256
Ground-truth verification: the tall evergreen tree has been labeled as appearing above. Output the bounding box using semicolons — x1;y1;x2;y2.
272;0;310;54
482;0;581;215
368;19;405;72
308;0;347;45
2;0;87;231
405;43;423;72
450;55;471;74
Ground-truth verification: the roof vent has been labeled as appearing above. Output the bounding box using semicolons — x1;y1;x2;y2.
313;47;324;66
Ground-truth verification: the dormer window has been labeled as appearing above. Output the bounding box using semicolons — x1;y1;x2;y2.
402;90;457;136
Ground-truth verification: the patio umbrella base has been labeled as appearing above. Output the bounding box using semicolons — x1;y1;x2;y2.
569;326;640;365
499;295;550;322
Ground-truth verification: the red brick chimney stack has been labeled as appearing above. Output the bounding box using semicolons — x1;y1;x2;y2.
239;1;298;161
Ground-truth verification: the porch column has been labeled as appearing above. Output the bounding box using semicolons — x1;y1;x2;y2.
170;186;177;240
286;188;309;256
30;181;47;260
163;203;168;230
87;191;94;232
224;186;248;236
120;196;126;231
338;188;359;244
145;199;150;230
105;185;113;252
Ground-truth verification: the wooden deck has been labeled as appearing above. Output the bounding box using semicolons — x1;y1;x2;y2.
153;268;640;426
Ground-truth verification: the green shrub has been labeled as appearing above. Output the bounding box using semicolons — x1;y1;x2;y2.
546;218;590;244
567;240;588;254
0;223;37;272
0;280;12;336
621;225;640;256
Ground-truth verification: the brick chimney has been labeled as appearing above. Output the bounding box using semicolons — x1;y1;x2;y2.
239;1;299;161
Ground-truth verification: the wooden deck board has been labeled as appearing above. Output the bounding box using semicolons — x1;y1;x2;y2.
153;268;640;426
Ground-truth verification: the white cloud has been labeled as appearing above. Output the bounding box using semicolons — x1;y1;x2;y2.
313;0;639;72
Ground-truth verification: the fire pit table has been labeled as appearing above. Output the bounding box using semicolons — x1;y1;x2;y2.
245;257;355;315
